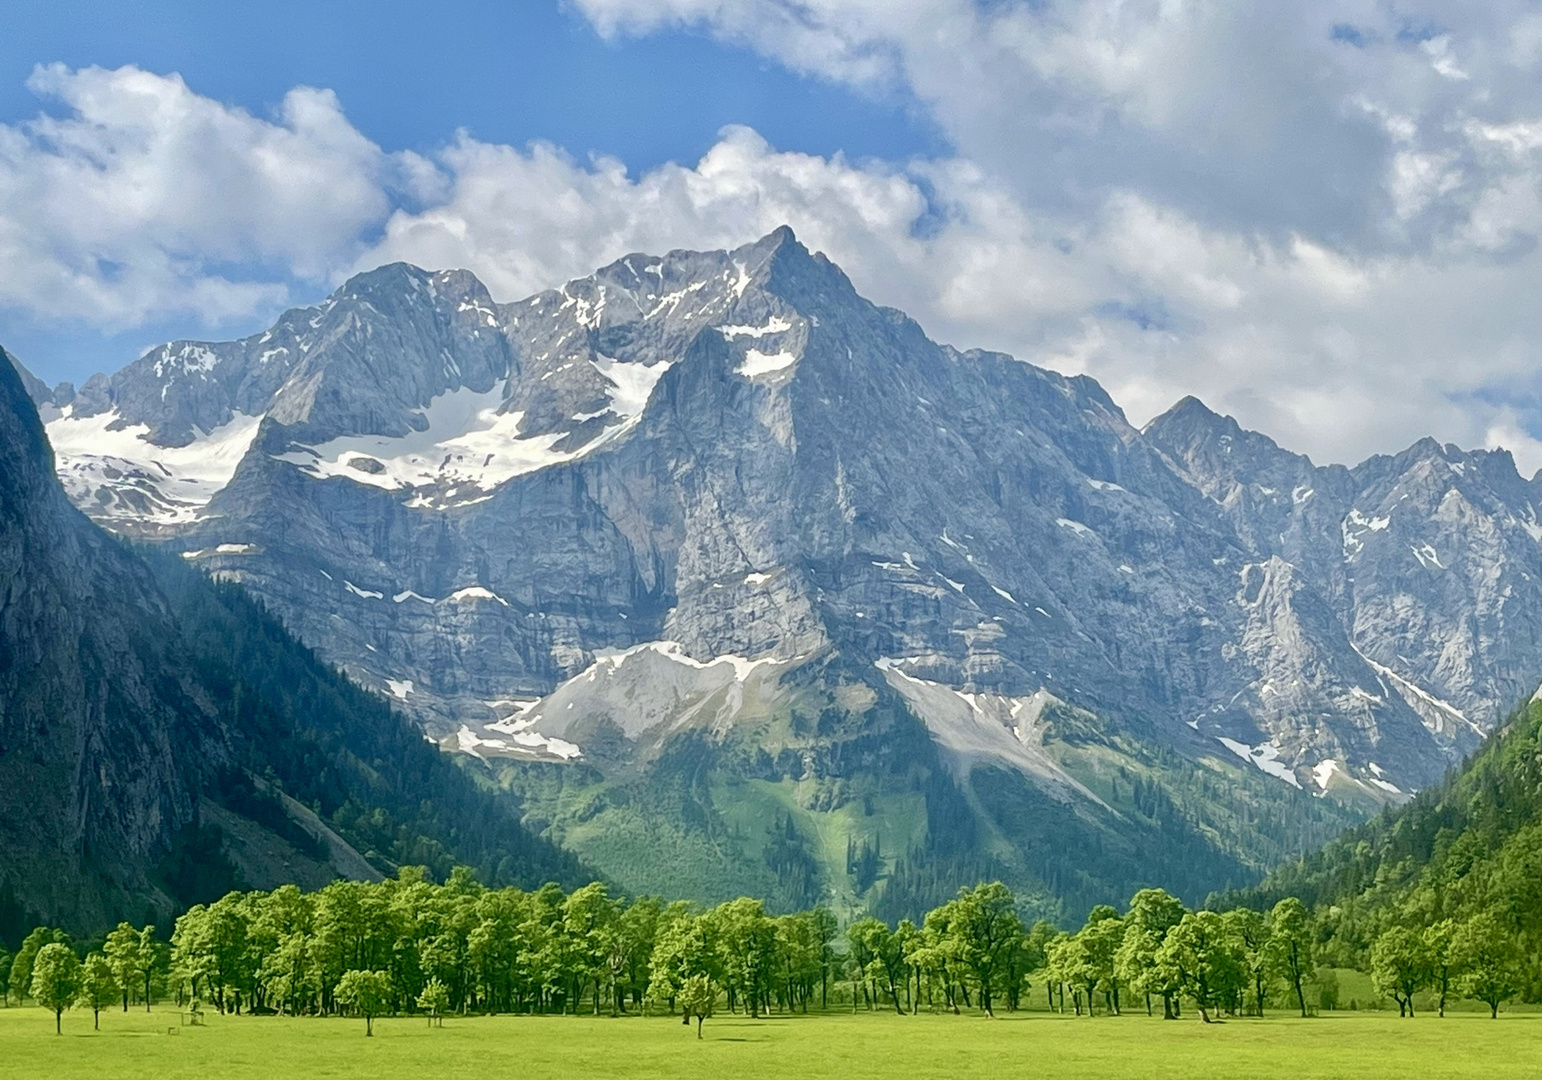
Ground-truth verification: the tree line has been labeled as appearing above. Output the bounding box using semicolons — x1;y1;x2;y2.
1;870;1529;1034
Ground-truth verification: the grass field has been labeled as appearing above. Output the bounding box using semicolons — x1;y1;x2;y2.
4;1005;1542;1080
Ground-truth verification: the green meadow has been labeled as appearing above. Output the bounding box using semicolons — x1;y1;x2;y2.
5;1006;1542;1080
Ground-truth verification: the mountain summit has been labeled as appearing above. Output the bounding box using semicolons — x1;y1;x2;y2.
32;229;1542;917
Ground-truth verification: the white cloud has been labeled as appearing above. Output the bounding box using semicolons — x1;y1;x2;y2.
0;64;400;328
13;30;1542;477
358;119;1542;473
563;0;1542;472
361;126;930;303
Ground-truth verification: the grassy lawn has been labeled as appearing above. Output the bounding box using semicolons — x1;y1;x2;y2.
4;1006;1542;1080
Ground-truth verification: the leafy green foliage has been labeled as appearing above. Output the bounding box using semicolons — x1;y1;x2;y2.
415;978;450;1026
1452;912;1520;1018
29;944;80;1034
9;927;67;1007
76;953;119;1029
333;970;392;1035
1369;926;1429;1017
1223;699;1542;1004
678;973;715;1038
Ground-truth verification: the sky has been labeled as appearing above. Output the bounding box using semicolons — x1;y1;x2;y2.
7;1;1542;472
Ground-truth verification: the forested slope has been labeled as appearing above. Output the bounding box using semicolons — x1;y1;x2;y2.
1221;693;1542;967
142;549;592;897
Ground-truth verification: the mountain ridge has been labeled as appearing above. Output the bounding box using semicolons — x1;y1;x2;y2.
25;227;1542;917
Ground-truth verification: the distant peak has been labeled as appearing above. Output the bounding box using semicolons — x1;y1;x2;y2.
765;224;798;247
1144;395;1234;438
3;346;55;408
735;224;809;269
334;261;435;298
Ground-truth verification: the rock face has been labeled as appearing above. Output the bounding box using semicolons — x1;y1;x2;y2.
35;229;1542;912
0;346;218;928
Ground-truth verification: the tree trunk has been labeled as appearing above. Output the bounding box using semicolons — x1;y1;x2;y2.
696;1016;704;1038
56;1008;62;1034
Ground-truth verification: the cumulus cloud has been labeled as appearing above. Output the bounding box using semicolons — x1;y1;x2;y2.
564;0;1542;472
14;20;1542;476
0;64;404;328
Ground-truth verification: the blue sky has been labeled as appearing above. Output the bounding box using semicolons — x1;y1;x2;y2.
8;0;1542;472
0;0;937;169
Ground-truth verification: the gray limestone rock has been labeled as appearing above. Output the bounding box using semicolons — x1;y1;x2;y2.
39;229;1542;806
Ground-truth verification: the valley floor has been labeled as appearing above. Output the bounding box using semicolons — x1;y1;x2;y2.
4;1006;1541;1080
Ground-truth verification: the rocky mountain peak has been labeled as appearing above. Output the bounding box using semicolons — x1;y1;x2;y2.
27;232;1542;812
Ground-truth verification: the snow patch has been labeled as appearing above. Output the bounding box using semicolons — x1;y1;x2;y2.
344;581;383;600
275;374;664;508
1216;737;1302;788
1349;644;1481;737
738;349;798;378
717;316;792;339
446;586;509;606
1410;542;1445;569
1341;508;1391;558
591;355;672;417
46;407;262;525
592;640;786;684
1312;759;1341;790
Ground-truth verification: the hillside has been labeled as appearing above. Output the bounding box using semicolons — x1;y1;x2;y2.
0;348;586;941
1220;691;1542;964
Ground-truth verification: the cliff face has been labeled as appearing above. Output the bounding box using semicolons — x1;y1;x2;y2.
0;347;218;927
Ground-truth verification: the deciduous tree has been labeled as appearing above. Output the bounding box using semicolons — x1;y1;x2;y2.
1370;926;1429;1018
1452;911;1520;1019
77;953;119;1030
1423;920;1455;1018
30;943;81;1034
417;977;450;1026
333;969;392;1036
10;927;67;1007
679;973;715;1038
103;923;146;1013
1154;911;1240;1023
1267;898;1314;1018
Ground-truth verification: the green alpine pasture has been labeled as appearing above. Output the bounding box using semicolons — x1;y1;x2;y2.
5;1007;1542;1080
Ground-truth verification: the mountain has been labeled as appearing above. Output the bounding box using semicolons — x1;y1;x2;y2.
31;228;1542;919
0;348;586;939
